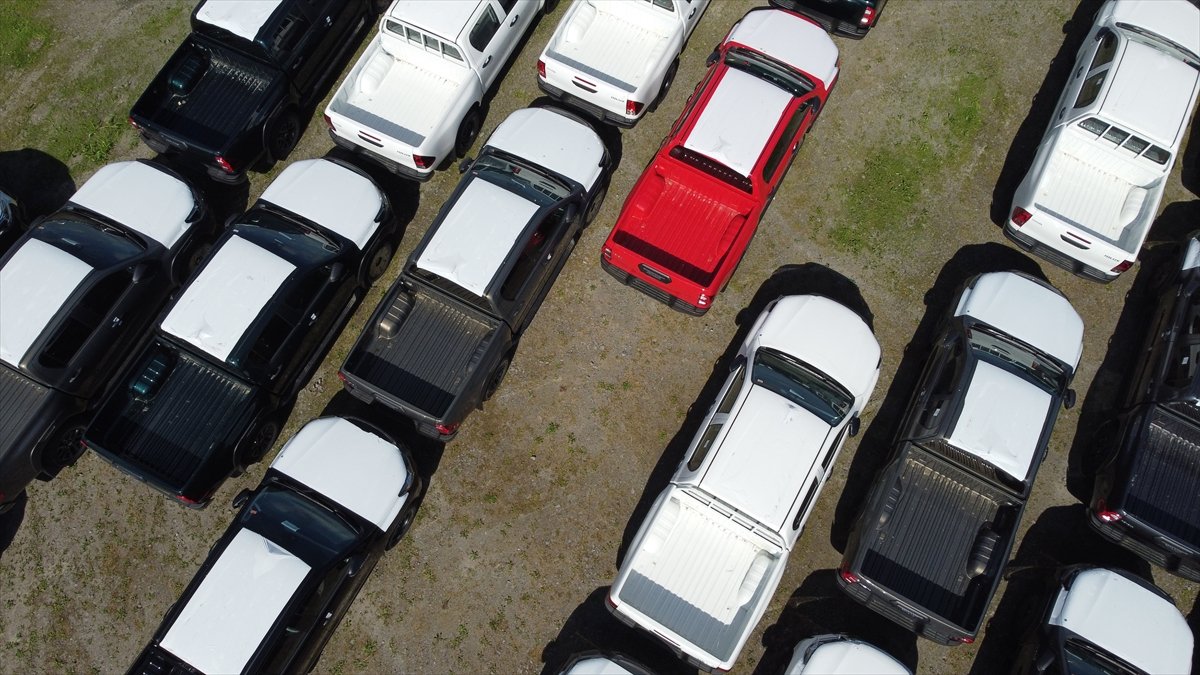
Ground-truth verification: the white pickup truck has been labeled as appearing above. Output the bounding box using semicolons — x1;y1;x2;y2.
608;295;880;672
325;0;542;181
1006;0;1199;282
537;0;710;127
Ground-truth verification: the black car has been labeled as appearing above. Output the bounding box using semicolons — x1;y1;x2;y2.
128;416;422;675
0;188;24;254
1090;234;1200;581
85;158;397;506
129;0;378;182
770;0;886;38
0;160;212;512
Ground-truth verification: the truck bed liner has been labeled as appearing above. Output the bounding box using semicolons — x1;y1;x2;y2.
0;365;52;449
1125;407;1200;549
860;448;1012;627
547;1;673;91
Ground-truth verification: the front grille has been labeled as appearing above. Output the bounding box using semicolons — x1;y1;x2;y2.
1004;226;1114;282
601;258;706;316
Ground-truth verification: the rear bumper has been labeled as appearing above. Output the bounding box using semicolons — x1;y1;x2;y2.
339;369;459;441
769;0;872;38
538;79;638;129
1004;223;1119;283
329;130;434;183
1088;510;1200;582
835;570;972;645
600;257;707;316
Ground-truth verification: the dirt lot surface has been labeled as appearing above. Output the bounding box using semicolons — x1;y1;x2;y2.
1;0;1198;673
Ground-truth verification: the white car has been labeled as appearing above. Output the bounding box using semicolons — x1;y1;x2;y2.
537;0;711;127
1006;0;1200;281
784;634;910;675
609;294;881;672
128;416;422;675
325;0;543;180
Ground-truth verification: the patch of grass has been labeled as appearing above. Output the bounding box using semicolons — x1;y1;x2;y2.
0;2;53;69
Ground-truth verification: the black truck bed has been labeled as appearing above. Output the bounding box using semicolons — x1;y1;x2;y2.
0;364;54;450
344;284;499;419
1125;405;1200;549
858;446;1018;631
89;347;256;489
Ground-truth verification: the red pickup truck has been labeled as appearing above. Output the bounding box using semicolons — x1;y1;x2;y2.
600;6;838;315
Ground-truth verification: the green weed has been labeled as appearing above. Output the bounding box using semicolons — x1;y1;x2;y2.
0;2;53;69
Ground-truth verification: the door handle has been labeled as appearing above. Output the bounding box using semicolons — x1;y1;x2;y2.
689;8;696;18
324;15;333;27
482;55;493;68
510;13;520;26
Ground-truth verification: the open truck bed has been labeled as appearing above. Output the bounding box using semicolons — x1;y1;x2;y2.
1122;405;1200;550
545;0;675;92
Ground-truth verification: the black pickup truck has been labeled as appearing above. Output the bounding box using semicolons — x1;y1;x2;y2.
838;271;1083;645
1090;236;1200;581
340;106;610;440
129;0;376;182
0;161;210;512
85;158;396;506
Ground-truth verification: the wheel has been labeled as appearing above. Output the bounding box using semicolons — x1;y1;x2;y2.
582;181;608;227
385;510;416;550
649;60;679;113
359;240;394;287
482;357;511;403
454;107;482;159
237;419;281;471
41;421;87;477
171;242;211;286
266;109;302;162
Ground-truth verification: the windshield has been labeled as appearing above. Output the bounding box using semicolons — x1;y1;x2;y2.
33;215;144;267
233;210;339;266
724;47;814;96
1063;639;1140;675
1116;22;1200;69
240;485;359;567
752;347;852;425
472;151;571;207
967;325;1067;392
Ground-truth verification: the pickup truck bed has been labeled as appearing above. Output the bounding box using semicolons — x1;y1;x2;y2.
0;365;54;448
1123;406;1200;549
89;347;255;487
856;446;1017;630
343;283;498;419
548;1;674;91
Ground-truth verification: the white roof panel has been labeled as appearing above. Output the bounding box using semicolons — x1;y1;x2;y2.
790;640;910;675
416;179;539;297
755;295;880;398
700;386;830;532
387;0;480;42
485;108;606;189
70;161;197;248
564;656;637;675
161;528;310;674
161;235;295;362
1109;0;1200;62
271;418;410;531
955;272;1084;368
1101;40;1199;148
683;68;792;177
259;159;382;250
728;8;839;85
948;361;1052;481
0;239;93;367
195;0;283;41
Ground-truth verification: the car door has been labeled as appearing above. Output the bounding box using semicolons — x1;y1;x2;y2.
497;204;575;332
760;97;817;200
465;0;533;90
679;0;711;40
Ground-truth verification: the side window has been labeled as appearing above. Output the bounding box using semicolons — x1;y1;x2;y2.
715;364;746;415
405;26;422;45
500;209;565;301
1074;71;1106;109
1166;297;1200;388
1090;30;1117;70
269;12;312;58
821;426;848;472
442;42;463;61
792;481;819;530
39;270;132;369
687;422;724;471
671;68;715;136
762;101;811;183
469;5;501;52
497;0;518;14
260;563;347;672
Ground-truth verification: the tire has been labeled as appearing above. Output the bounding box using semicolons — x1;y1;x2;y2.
359;240;394;287
41;421;87;478
266;109;302;163
649;60;679;113
582;181;608;227
482;357;511;403
171;242;211;286
385;510;416;550
237;419;281;472
454;106;482;159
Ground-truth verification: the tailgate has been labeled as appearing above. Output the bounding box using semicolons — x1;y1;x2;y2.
1124;406;1200;550
0;364;55;455
543;0;675;99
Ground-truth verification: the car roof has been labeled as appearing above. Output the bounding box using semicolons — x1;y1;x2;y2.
160;528;310;675
161;234;296;362
415;178;539;297
485;108;605;189
387;0;481;43
947;360;1053;481
954;272;1083;368
259;159;383;250
1100;39;1199;148
727;8;839;85
70;161;196;249
0;239;93;368
195;0;283;41
755;295;880;397
683;67;793;178
1107;0;1200;63
789;639;910;675
270;417;410;531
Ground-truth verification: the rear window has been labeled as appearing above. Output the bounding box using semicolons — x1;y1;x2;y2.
668;145;752;193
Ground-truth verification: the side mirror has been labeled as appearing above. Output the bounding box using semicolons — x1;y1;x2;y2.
223;213;239;229
848;416;861;437
564;203;579;224
1034;646;1055;672
706;49;719;67
232;488;252;509
329;262;345;283
730;354;746;371
131;263;152;284
347;556;365;578
459;158;473;174
1063;389;1077;409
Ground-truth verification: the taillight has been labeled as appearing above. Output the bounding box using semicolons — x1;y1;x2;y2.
215;155;234;174
606;594;617;610
839;566;860;584
337;370;347;384
537;59;546;79
1111;260;1134;274
956;636;975;645
1011;207;1032;226
435;422;460;437
128;116;141;131
602;246;613;261
626;100;645;117
697;292;710;307
323;113;334;132
1096;499;1123;523
177;494;199;506
860;6;876;26
413;155;436;169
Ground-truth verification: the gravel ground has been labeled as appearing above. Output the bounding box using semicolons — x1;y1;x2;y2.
1;0;1198;673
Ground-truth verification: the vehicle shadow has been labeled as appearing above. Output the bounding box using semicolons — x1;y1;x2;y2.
967;505;1153;675
1181;107;1200;197
0;491;28;561
0;148;76;220
539;587;696;675
319;390;446;484
1145;199;1200;246
615;263;871;568
1062;242;1177;502
989;0;1099;227
754;569;919;675
830;243;1047;552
